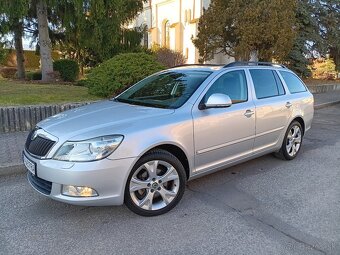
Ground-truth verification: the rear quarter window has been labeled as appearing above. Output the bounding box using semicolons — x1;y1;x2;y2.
279;71;307;94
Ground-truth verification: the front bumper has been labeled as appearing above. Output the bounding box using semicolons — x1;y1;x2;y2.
24;150;137;206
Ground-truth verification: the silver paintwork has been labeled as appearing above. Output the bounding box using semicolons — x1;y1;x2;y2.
205;93;232;108
25;65;314;206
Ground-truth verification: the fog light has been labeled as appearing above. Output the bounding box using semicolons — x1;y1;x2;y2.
62;185;98;197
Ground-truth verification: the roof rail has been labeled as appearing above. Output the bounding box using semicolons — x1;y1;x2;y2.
173;64;223;68
223;61;287;69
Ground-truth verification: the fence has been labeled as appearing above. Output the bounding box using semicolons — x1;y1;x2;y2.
308;84;340;94
0;102;91;133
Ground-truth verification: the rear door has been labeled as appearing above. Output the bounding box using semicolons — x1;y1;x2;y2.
248;69;292;153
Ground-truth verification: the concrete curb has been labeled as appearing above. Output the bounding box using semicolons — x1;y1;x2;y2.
1;100;340;177
0;164;25;177
314;100;340;110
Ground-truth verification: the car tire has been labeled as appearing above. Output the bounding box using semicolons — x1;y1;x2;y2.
124;149;186;216
274;121;303;160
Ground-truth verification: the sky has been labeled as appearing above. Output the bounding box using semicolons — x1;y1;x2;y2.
23;39;33;50
5;35;35;50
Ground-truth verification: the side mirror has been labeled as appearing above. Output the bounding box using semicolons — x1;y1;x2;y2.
200;93;232;110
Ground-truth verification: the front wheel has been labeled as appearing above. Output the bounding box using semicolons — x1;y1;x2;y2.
124;149;186;216
275;121;303;160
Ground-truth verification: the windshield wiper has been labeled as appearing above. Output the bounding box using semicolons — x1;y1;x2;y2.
114;98;169;109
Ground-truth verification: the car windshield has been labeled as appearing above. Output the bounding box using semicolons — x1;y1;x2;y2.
115;70;212;109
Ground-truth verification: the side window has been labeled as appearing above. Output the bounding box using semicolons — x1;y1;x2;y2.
250;69;285;99
279;71;307;94
204;70;248;104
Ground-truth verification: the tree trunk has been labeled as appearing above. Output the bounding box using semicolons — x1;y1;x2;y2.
249;50;259;62
13;20;25;79
330;47;340;72
36;0;54;82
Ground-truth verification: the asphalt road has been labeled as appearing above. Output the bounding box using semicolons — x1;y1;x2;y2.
1;105;339;255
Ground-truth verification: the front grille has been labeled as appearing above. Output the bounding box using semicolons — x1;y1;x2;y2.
25;129;56;157
27;172;52;195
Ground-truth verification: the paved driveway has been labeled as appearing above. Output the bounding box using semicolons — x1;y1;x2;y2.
1;105;339;255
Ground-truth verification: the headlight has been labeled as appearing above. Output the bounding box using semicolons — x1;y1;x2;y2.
53;135;123;162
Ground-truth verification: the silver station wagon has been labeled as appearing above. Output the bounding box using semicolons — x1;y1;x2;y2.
24;62;314;216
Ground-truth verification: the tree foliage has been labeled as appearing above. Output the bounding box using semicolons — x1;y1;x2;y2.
0;0;30;79
54;0;145;68
316;0;340;71
285;0;340;76
1;0;145;80
284;0;321;77
193;0;297;62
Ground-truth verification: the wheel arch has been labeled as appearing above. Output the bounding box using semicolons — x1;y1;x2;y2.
142;143;191;180
291;116;305;135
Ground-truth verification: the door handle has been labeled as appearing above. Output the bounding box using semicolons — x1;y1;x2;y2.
286;102;292;108
244;109;254;118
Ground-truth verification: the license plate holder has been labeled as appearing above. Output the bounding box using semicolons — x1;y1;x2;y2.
23;152;36;176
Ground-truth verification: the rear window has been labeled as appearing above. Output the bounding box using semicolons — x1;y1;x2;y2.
250;69;285;99
279;71;307;94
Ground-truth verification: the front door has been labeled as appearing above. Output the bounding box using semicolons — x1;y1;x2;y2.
192;69;256;173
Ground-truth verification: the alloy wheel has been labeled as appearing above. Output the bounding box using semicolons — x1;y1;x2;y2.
129;160;180;211
286;125;302;157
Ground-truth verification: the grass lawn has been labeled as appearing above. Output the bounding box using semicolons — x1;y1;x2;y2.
0;79;102;106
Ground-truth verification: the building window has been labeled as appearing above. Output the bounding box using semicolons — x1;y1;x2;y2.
143;25;148;47
164;20;170;48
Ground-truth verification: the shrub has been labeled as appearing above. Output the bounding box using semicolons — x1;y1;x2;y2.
0;67;17;78
76;79;87;87
53;59;79;82
85;53;166;97
152;46;186;68
26;71;42;80
312;58;337;80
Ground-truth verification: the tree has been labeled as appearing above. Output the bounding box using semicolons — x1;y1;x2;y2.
193;0;297;62
35;0;54;81
285;0;321;77
0;0;29;79
54;0;145;68
316;0;340;71
0;0;54;81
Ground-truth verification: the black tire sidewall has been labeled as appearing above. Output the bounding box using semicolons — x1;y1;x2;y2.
282;121;303;160
124;149;186;216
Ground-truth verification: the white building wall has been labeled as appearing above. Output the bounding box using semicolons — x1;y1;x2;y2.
130;0;234;65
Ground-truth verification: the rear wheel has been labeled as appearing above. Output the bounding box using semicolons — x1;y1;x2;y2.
275;121;303;160
124;149;186;216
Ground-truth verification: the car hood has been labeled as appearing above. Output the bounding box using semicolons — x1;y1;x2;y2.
38;100;175;141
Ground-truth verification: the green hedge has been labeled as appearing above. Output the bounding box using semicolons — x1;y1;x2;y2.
26;71;42;80
53;59;79;82
84;53;166;97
